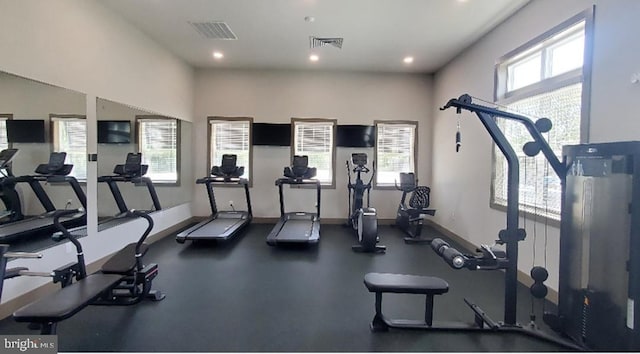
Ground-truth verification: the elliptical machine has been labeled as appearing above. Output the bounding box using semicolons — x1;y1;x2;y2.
346;153;385;253
394;172;436;244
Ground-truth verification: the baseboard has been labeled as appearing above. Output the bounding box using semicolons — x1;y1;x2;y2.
250;217;396;225
0;218;193;320
425;220;558;305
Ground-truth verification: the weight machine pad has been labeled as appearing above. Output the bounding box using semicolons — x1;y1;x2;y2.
364;273;449;295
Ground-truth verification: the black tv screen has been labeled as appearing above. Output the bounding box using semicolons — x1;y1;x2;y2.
98;120;131;144
6;119;45;143
337;125;375;147
253;123;291;146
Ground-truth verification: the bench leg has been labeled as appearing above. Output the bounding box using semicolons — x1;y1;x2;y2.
425;294;434;327
40;322;56;335
370;292;389;332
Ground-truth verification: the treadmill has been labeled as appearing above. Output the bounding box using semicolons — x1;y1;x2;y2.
266;155;321;246
176;154;252;243
55;152;162;238
0;152;86;242
0;148;24;223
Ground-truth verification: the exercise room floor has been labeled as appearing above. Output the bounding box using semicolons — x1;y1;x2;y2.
0;224;571;352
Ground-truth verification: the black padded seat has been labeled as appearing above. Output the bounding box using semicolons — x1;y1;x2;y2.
364;273;449;295
364;272;449;330
101;243;149;274
13;274;122;325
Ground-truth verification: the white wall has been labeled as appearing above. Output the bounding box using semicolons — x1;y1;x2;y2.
193;69;433;220
0;0;195;305
432;0;640;291
0;0;194;121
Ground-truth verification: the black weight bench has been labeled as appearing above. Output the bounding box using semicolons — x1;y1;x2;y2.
13;274;122;334
364;272;449;331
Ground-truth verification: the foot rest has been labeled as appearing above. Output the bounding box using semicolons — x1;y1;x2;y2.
363;273;449;331
364;273;448;295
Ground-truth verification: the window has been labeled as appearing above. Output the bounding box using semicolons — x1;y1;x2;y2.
136;116;179;184
291;118;336;187
375;121;418;187
208;117;252;181
0;114;9;151
493;9;593;221
51;115;87;181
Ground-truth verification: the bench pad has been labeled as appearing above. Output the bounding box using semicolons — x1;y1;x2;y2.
364;273;449;295
101;243;149;274
13;274;122;323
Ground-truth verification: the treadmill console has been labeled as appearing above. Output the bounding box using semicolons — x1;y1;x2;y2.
34;152;73;176
284;155;317;180
352;153;368;167
0;148;18;168
113;153;148;177
211;154;245;179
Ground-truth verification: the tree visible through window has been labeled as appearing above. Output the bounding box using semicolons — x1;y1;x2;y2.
493;11;592;220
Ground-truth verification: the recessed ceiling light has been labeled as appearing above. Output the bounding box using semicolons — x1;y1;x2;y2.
309;54;319;62
213;51;224;59
403;56;414;64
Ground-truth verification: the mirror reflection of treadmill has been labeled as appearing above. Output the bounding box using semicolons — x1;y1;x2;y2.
0;152;87;243
0;148;23;223
266;155;321;246
176;154;252;243
54;153;162;239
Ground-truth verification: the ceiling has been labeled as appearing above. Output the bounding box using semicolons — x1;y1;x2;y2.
101;0;530;73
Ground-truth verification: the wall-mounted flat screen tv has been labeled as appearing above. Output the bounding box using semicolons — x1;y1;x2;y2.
336;125;375;148
98;120;131;144
253;123;291;146
6;119;46;143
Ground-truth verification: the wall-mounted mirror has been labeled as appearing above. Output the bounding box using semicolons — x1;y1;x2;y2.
96;98;193;228
0;71;86;252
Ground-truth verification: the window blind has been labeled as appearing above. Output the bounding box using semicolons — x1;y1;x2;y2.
293;121;334;184
209;119;251;179
52;117;86;180
376;123;416;185
138;119;178;183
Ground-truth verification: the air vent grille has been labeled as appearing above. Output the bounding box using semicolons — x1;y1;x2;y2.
189;21;237;40
309;36;343;49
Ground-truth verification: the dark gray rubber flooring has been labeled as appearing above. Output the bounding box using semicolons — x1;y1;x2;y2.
0;223;573;352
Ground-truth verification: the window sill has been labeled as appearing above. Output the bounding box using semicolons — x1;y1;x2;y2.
489;201;561;228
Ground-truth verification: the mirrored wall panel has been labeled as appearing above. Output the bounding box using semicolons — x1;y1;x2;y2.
0;71;86;252
96;98;193;226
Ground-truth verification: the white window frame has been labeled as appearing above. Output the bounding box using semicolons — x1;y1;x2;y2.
207;117;253;184
136;116;180;185
50;114;87;182
492;8;594;222
0;114;10;151
374;120;418;188
291;118;337;188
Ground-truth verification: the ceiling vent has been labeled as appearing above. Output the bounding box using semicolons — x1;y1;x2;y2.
309;36;343;49
189;21;237;40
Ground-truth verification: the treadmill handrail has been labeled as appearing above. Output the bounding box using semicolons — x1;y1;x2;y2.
196;176;248;185
275;178;321;186
276;178;321;218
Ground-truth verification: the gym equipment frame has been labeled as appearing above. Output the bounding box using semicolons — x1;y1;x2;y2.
363;94;580;350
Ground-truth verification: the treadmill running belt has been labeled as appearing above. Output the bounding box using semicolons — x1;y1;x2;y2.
276;220;315;241
187;218;244;238
0;215;79;241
